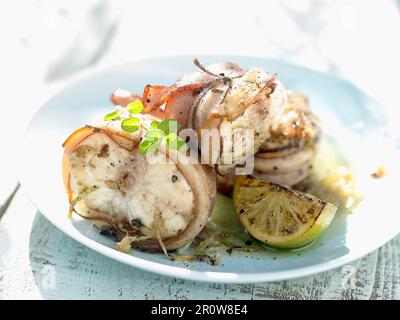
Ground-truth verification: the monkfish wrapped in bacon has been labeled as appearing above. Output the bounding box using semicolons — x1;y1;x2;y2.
216;92;321;193
62;117;216;252
254;92;321;186
109;60;319;192
113;60;288;176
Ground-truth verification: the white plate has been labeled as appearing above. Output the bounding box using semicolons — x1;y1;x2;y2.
20;55;400;283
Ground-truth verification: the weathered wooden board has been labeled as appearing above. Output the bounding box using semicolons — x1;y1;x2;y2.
0;190;399;300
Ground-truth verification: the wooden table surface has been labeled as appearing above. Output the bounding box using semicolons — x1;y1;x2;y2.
0;187;399;300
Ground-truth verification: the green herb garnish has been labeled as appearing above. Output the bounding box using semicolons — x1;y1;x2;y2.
150;120;161;129
145;128;165;140
103;110;120;121
127;101;144;115
158;119;180;135
121;117;140;133
102;107;186;154
139;120;187;154
165;133;186;150
139;139;154;154
138;129;164;154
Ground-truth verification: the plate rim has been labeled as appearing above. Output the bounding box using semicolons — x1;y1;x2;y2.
20;54;399;283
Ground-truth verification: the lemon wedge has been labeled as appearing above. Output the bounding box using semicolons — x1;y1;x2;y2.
233;175;337;249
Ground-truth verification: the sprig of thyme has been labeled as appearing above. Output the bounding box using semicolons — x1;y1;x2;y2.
193;58;243;104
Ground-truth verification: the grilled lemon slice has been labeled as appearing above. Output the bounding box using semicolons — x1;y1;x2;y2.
233;175;337;249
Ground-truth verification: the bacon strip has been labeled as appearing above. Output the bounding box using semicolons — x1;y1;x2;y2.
142;85;172;112
143;83;207;128
62;124;216;251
